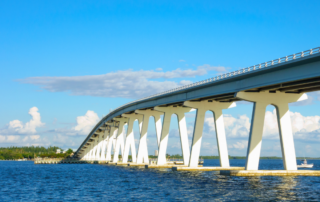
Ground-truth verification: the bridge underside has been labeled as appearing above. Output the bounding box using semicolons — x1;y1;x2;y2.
75;48;320;172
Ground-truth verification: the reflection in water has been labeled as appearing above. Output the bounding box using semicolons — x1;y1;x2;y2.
245;176;298;201
276;177;298;201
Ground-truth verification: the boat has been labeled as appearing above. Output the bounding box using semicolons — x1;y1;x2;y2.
297;159;313;168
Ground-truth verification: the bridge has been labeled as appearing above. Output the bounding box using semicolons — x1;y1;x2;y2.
74;47;320;176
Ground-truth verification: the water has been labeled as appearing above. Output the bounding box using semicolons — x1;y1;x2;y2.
1;160;320;201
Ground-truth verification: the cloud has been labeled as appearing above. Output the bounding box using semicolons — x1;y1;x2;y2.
5;107;45;135
197;64;228;74
0;108;98;149
228;140;248;149
6;135;20;142
74;110;100;135
179;60;185;62
204;114;250;138
19;65;228;99
203;109;320;142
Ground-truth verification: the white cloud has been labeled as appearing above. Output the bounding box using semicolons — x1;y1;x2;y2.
19;65;228;99
0;135;5;142
197;64;228;74
203;109;320;142
30;135;40;140
229;140;248;149
204;114;250;138
6;135;20;142
6;107;45;134
74;110;100;135
0;108;98;149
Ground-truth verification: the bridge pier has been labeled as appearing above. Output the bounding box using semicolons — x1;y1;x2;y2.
135;109;163;164
99;127;110;161
94;133;103;160
88;140;95;160
184;100;236;168
122;113;143;163
84;145;91;160
106;125;118;161
236;91;308;171
91;136;99;160
154;106;193;166
113;117;128;163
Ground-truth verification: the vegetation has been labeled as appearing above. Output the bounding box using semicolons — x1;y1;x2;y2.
0;146;74;160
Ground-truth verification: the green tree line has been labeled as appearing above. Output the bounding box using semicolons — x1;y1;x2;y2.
0;146;73;160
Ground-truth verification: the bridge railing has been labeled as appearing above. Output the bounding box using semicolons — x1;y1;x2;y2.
111;47;320;113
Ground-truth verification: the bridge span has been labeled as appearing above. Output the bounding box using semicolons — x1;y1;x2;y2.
74;47;320;175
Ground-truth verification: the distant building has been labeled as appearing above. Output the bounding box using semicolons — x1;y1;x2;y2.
56;149;61;154
155;150;159;156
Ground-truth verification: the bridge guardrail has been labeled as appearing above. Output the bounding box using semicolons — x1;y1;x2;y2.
111;47;320;114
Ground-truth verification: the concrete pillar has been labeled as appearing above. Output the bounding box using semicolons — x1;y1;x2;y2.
106;126;118;161
135;109;163;164
81;148;86;160
100;128;110;161
88;141;95;160
122;113;143;163
84;147;90;160
93;136;100;160
81;147;87;160
154;106;193;166
92;136;100;160
94;134;102;160
113;117;128;163
184;100;236;167
236;91;308;170
85;147;90;160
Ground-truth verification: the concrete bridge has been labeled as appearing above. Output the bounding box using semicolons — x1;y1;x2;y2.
74;47;320;176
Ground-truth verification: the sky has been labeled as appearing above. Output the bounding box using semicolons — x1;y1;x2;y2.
1;1;320;157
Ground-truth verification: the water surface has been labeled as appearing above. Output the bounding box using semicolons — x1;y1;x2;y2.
0;160;319;201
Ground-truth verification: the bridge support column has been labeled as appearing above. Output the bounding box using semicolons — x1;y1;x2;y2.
82;147;88;160
113;118;128;163
88;141;95;160
79;148;85;160
91;137;99;160
122;114;143;163
135;109;163;164
184;100;236;167
100;128;110;161
95;134;103;160
236;91;308;170
154;106;193;166
106;126;118;161
82;151;86;159
85;147;90;160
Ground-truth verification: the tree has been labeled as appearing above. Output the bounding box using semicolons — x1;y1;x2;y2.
66;149;73;154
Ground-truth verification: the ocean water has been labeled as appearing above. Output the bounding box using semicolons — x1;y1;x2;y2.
1;159;320;201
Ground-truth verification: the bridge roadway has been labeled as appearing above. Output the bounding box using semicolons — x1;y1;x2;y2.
74;47;320;176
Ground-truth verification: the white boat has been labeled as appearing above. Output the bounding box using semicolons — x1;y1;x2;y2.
297;159;313;168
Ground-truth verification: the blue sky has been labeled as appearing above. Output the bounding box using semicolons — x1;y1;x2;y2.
1;1;320;157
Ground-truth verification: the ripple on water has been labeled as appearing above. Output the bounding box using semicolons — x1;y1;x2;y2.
0;160;320;201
